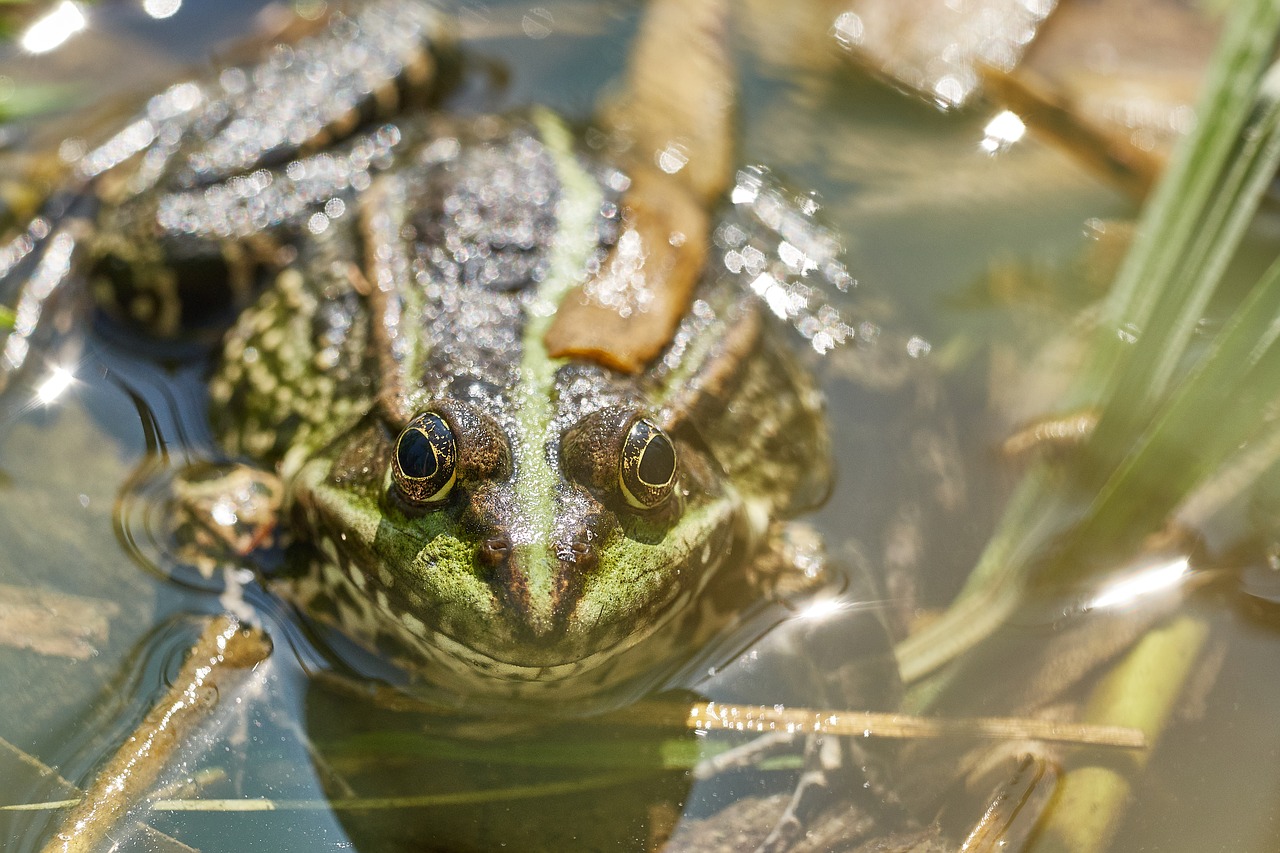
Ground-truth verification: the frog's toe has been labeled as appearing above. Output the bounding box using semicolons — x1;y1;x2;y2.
166;462;285;573
118;458;285;581
756;732;884;853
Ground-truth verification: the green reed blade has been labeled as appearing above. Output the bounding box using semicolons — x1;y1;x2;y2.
899;0;1280;693
1069;252;1280;553
1074;0;1280;414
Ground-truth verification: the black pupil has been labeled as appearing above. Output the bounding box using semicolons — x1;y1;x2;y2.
397;429;438;479
638;433;675;486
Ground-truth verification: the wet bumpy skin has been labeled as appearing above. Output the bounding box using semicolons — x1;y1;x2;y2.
3;1;836;712
216;109;833;708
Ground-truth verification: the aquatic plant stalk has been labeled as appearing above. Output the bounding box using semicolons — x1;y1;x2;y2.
624;701;1146;748
1025;615;1211;853
897;0;1280;690
7;773;658;814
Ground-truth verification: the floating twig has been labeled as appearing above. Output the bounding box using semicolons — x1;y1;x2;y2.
37;615;270;853
615;700;1146;749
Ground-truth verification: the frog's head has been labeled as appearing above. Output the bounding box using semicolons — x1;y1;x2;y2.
292;398;743;704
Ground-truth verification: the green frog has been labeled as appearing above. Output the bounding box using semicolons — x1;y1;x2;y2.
0;1;901;849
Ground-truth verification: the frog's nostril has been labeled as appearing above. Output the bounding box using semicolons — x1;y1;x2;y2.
478;535;512;568
556;540;596;571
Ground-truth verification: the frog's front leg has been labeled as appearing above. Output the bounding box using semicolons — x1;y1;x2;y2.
164;461;285;579
696;522;904;852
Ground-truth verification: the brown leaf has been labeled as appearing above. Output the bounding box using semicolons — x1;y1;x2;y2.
991;0;1219;196
836;0;1058;108
544;169;707;373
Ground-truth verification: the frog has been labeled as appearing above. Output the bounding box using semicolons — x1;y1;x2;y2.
0;1;903;850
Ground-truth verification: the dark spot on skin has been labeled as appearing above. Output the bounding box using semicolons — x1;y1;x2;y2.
96;253;136;290
308;592;339;620
170;250;238;328
374;627;418;661
333;580;358;610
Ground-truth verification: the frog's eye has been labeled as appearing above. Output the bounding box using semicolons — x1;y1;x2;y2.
392;412;457;505
619;418;677;509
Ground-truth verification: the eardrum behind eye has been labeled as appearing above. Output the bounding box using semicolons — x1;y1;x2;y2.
392;412;457;505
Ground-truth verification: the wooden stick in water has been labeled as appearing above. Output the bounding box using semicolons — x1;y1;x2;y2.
39;615;271;853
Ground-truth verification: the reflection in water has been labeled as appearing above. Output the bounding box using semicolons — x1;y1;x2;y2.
143;0;183;21
33;364;74;406
18;1;87;56
980;109;1028;154
0;226;80;391
1086;555;1192;613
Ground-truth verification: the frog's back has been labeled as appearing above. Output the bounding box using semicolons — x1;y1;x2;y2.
0;0;837;708
196;94;832;703
209;104;831;514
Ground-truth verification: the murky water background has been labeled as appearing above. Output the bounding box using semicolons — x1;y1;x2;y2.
2;1;1280;851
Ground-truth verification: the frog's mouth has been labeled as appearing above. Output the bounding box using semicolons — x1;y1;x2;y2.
292;458;746;700
371;508;739;673
422;582;702;688
296;515;728;705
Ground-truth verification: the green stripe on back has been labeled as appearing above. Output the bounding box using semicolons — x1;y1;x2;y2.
512;108;605;602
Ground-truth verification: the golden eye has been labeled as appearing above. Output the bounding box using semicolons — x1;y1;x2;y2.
392;412;457;505
619;418;677;510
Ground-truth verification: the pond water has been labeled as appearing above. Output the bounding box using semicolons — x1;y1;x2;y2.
1;1;1279;851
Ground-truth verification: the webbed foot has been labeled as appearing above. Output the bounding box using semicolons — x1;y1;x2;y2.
165;461;284;577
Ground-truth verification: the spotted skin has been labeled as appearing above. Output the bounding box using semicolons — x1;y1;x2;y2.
187;103;829;710
5;0;867;720
0;3;908;849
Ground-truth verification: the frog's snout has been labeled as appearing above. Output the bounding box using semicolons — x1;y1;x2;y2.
476;532;596;642
476;534;597;573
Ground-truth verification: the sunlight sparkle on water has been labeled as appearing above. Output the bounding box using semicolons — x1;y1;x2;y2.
798;597;846;621
1087;556;1191;611
980;110;1027;154
35;366;75;406
20;1;86;55
143;0;182;19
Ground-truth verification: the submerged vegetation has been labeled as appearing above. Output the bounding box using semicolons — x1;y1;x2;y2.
896;0;1280;847
900;0;1280;681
